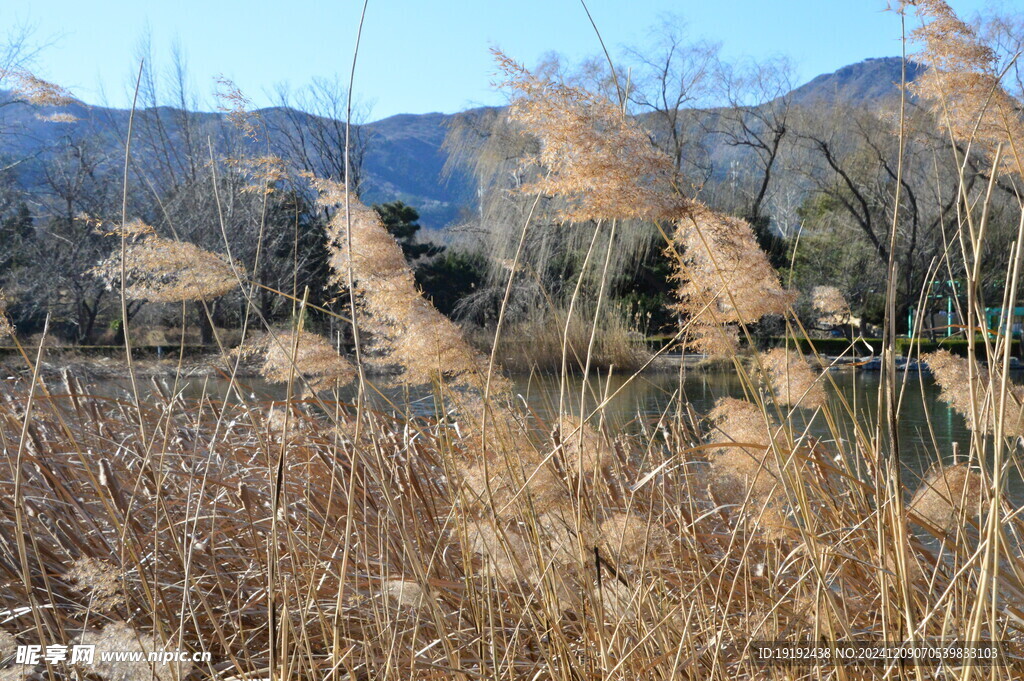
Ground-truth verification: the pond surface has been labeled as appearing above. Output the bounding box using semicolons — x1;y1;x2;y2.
103;364;991;485
515;367;977;483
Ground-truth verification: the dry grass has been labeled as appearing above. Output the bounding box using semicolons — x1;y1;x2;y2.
478;303;648;373
2;372;1022;680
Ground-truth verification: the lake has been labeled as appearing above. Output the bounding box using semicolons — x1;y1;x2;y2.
100;364;991;490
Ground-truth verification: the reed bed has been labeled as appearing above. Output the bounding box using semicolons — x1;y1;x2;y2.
2;367;1023;680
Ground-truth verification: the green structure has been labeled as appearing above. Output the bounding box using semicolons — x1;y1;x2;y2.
985;306;1024;338
907;279;961;338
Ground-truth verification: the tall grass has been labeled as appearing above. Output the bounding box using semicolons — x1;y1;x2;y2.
471;302;647;373
2;1;1024;680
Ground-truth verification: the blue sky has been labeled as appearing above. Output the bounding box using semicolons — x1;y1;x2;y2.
6;0;994;122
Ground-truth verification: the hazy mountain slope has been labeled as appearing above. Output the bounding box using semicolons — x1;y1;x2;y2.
0;57;918;229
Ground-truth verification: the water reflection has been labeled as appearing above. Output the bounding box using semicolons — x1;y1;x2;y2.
135;366;975;463
85;364;1022;499
514;368;975;482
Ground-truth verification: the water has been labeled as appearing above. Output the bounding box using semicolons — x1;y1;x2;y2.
515;367;976;483
118;366;978;480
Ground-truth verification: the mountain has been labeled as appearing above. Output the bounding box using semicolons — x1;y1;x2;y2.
0;58;919;230
788;57;922;107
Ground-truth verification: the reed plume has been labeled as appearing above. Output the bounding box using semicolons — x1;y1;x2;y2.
316;179;499;391
234;329;355;391
556;415;614;473
908;0;1024;173
0;291;12;338
495;50;793;359
495;50;688;223
599;512;668;564
810;285;851;327
75;622;190;681
92;225;239;303
35;111;78;123
0;632;20;681
758;347;827;409
908;462;983;531
706;397;782;504
467;522;529;581
214;76;260;141
458;459;567;517
226;155;289;195
671;207;795;354
923;349;1024;436
381;579;426;608
5;69;75;107
65;557;125;613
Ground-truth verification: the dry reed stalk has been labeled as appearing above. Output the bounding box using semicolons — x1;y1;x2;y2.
0;381;1021;680
75;622;191;681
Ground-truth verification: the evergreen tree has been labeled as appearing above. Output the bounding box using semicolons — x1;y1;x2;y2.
373;201;441;261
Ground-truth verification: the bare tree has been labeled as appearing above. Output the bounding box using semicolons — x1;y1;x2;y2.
711;56;794;228
269;78;372;194
792;103;1007;327
624;17;720;185
13;131;120;341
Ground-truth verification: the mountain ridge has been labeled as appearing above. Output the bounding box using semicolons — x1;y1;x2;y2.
0;57;917;229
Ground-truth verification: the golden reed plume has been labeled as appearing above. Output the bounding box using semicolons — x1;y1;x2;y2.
315;179;500;392
91;222;239;304
234;329;355;392
907;0;1024;173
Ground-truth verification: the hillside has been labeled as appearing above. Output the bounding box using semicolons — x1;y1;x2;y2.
0;57;918;229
